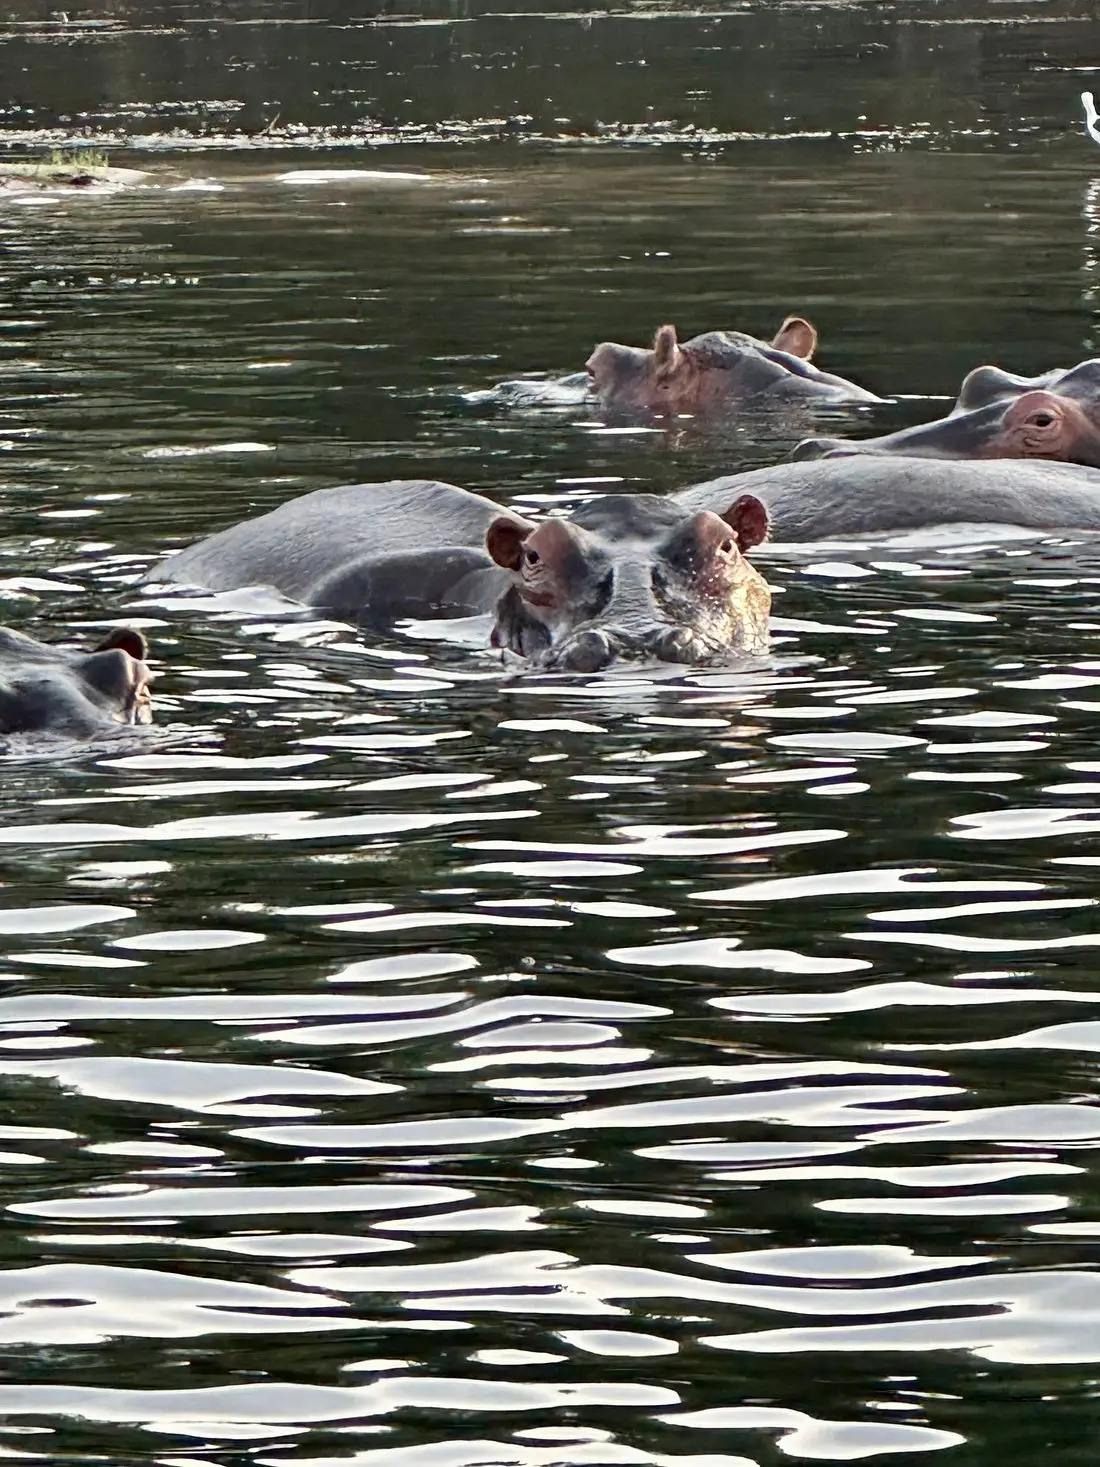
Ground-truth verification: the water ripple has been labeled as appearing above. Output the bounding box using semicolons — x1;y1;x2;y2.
1;12;1098;1464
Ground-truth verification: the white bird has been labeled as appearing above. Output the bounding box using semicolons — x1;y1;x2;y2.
1083;90;1100;145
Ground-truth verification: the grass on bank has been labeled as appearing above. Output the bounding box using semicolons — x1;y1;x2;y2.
0;148;113;183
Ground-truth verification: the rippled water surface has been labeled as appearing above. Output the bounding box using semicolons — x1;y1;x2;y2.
6;3;1100;1465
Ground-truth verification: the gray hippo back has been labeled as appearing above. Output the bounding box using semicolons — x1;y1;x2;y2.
158;479;504;604
675;456;1100;541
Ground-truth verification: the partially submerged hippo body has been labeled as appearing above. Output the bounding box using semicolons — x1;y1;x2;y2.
0;627;153;740
152;480;772;673
585;315;884;419
675;456;1100;541
797;360;1100;467
475;372;592;410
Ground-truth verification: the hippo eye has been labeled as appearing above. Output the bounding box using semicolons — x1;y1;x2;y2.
718;537;735;555
1030;411;1056;428
524;548;540;567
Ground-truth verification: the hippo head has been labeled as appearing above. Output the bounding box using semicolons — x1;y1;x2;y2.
793;385;1100;468
957;361;1100;466
484;493;771;673
585;315;818;418
793;358;1100;467
0;627;153;739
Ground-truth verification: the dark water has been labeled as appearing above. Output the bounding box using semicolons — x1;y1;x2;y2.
6;4;1100;1465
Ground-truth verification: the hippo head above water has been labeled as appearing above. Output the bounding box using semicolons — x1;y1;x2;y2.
794;358;1100;468
585;315;824;419
482;492;771;673
0;627;153;740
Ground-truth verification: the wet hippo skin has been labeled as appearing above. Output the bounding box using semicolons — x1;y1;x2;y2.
157;480;504;608
674;456;1100;540
585;314;884;419
0;626;153;739
152;479;772;673
796;359;1100;467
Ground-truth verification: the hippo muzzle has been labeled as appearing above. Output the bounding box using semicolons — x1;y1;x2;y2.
545;622;729;674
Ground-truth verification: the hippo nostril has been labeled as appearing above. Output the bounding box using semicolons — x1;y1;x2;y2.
557;629;614;674
650;626;702;664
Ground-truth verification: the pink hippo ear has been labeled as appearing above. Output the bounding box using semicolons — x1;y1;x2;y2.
93;627;148;662
652;324;682;379
772;315;818;360
721;494;770;552
486;515;537;570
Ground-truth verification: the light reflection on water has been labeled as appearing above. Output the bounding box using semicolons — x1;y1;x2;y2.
5;2;1100;1465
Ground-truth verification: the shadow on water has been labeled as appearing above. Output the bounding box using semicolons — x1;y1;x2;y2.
6;3;1100;1466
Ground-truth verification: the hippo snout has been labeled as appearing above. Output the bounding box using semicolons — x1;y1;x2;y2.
544;624;655;673
543;623;724;674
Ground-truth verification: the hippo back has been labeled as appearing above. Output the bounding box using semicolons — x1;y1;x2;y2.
675;457;1100;540
153;479;505;598
686;332;882;405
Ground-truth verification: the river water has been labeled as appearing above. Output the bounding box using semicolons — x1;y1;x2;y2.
4;2;1100;1464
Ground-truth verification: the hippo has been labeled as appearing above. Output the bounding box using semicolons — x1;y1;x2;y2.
150;480;772;672
674;455;1100;541
795;359;1100;468
585;314;884;419
0;626;153;740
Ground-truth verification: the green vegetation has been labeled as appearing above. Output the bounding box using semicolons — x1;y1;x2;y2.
45;147;111;173
0;148;125;190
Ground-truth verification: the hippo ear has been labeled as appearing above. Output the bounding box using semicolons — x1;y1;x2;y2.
956;364;1017;409
721;494;770;552
653;324;682;378
486;515;537;570
792;436;860;461
772;315;817;360
93;627;148;662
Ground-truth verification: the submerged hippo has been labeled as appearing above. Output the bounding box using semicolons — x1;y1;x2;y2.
585;314;884;419
796;359;1100;467
0;627;152;740
151;480;772;673
675;455;1100;541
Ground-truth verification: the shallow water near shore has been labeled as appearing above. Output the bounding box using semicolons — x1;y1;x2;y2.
7;3;1100;1466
